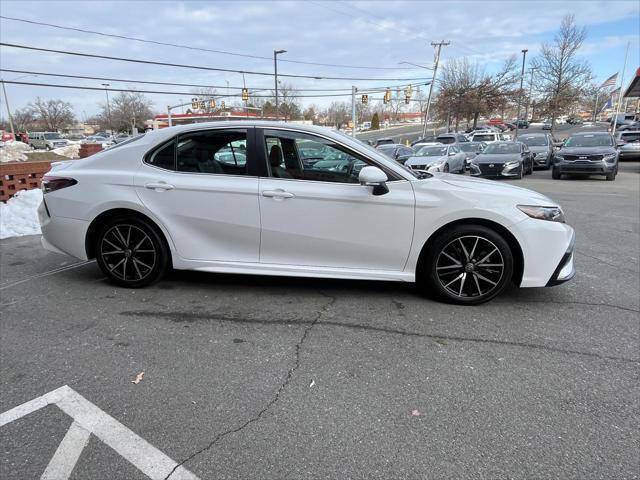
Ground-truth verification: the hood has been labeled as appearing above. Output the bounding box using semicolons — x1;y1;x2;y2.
527;145;549;153
558;146;616;155
405;155;447;166
429;174;554;205
473;153;521;164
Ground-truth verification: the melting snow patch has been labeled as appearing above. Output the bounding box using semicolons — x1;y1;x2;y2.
0;189;43;239
52;143;80;159
0;141;31;163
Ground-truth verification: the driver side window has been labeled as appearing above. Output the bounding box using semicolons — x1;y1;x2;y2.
264;130;372;183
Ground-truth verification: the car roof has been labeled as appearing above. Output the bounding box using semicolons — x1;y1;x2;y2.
517;133;547;137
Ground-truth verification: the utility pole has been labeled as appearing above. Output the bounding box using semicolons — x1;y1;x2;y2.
612;42;630;136
422;40;449;140
524;67;537;122
101;83;112;134
1;80;15;139
274;50;286;121
515;49;528;138
351;86;357;138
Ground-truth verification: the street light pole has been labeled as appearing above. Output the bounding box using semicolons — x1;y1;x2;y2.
524;67;537;122
101;83;112;134
515;49;528;138
274;49;286;121
1;80;15;139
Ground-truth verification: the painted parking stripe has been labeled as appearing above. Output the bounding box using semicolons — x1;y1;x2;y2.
0;385;199;480
41;421;91;480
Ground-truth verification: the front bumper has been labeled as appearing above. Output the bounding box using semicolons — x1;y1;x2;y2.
469;162;521;177
532;154;549;167
555;161;616;174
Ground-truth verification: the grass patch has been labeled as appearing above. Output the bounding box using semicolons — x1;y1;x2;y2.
25;151;70;162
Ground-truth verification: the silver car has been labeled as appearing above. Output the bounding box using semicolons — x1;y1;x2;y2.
616;130;640;160
404;144;466;173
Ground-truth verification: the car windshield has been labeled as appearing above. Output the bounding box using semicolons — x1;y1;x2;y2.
483;143;521;154
564;134;613;147
519;136;548;146
473;134;495;142
416;146;448;157
44;133;62;140
436;136;455;144
458;143;480;152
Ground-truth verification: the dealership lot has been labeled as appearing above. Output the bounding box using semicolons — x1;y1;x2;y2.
1;160;639;478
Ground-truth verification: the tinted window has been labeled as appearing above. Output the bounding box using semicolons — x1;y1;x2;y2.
621;132;640;142
436;136;455;144
400;147;414;156
518;135;548;146
147;140;175;170
472;134;495;142
177;129;248;175
264;130;377;183
483;143;521;154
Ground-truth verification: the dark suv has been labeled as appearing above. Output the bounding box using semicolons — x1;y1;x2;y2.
553;132;618;181
435;133;469;144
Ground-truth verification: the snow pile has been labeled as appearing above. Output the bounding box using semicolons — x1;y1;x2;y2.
0;141;31;163
0;189;43;239
52;143;81;159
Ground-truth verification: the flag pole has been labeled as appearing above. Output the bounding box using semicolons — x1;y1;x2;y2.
612;42;630;136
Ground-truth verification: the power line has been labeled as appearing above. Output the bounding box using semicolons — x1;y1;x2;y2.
0;43;430;82
0;15;421;71
0;69;429;94
2;80;428;100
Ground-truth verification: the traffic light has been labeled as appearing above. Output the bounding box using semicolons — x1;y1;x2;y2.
220;101;226;109
242;88;249;101
405;95;411;104
361;94;369;105
198;101;206;109
383;89;391;104
191;97;199;109
208;99;216;109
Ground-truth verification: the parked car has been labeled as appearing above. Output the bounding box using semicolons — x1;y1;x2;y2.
470;131;509;143
112;134;132;144
457;142;486;168
566;117;584;125
411;141;442;150
404;144;466;173
515;120;529;129
615;130;640;160
29;132;69;150
374;137;394;147
81;135;111;145
376;144;415;164
541;120;552;130
435;133;469;144
39;121;575;305
552;132;618;181
410;136;437;146
516;133;554;169
469;141;533;179
617;121;640;132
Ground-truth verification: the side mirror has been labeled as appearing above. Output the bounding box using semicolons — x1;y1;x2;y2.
359;166;389;196
554;141;563;148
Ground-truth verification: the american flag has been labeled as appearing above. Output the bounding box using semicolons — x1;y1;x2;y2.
600;73;618;88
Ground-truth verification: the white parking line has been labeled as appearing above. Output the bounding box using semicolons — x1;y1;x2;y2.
41;421;91;480
0;385;199;480
0;261;93;291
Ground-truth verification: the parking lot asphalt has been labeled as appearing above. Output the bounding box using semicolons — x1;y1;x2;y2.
1;162;639;478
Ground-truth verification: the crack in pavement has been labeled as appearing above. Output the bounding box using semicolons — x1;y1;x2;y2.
575;249;639;274
163;292;336;480
122;306;639;366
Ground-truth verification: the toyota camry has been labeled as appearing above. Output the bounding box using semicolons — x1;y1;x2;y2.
38;122;575;305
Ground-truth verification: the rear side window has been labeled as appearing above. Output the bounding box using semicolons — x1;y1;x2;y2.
621;133;640;142
473;134;495;142
177;129;248;175
146;140;175;170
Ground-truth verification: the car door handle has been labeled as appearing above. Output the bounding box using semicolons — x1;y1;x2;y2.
145;182;175;191
262;189;295;199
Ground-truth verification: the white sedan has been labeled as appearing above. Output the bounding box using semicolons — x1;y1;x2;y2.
404;144;466;173
38;122;575;305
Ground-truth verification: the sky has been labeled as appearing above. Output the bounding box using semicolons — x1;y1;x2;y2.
0;0;638;123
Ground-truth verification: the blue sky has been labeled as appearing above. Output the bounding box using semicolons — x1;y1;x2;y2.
0;0;638;121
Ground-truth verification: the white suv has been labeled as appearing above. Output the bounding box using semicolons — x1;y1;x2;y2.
471;132;509;143
29;132;69;150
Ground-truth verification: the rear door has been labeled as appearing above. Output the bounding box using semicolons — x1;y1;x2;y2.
135;127;261;262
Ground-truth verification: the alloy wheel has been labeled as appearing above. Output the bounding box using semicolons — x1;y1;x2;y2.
99;224;157;282
435;235;505;298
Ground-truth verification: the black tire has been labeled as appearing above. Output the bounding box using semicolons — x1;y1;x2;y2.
515;165;523;179
443;163;450;173
605;171;616;181
419;225;514;305
95;215;169;288
552;167;561;179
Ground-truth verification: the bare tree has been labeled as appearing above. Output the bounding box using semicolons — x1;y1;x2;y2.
96;91;154;132
12;107;37;131
531;15;592;131
269;82;302;121
29;97;75;131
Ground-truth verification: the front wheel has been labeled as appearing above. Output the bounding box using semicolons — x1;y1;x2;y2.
443;163;450;173
552;167;561;179
605;171;616;181
95;216;169;288
515;165;523;179
419;225;514;305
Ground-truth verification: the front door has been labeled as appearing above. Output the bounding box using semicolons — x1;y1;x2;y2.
257;128;415;271
135;127;261;262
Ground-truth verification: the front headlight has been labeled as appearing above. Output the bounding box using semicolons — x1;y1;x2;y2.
504;161;520;167
430;159;445;166
603;153;617;162
517;205;565;223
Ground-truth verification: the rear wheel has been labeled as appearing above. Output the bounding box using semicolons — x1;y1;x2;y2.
552;167;561;179
95;216;169;288
419;225;514;305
